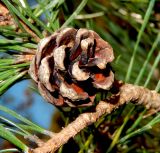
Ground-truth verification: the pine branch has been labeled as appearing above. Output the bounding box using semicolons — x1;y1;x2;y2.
1;1;159;152
30;82;160;153
0;1;41;42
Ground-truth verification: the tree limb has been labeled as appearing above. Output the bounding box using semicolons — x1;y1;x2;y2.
30;82;160;153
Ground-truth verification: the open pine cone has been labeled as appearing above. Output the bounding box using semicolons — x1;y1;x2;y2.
29;28;114;107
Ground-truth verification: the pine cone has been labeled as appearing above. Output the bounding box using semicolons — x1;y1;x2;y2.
29;28;114;107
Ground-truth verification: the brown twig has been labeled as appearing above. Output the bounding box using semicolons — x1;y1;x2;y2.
30;82;160;153
0;2;14;26
20;21;40;42
15;54;35;64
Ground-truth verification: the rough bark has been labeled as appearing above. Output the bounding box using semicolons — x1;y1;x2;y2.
31;82;160;153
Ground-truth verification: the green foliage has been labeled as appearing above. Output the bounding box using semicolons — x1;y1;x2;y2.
0;102;53;150
125;0;156;82
0;124;28;152
0;0;160;152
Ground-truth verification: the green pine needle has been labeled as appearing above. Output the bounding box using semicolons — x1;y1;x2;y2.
135;33;160;85
125;0;156;82
0;104;50;135
61;0;88;28
0;148;19;153
2;0;43;38
0;124;28;152
119;113;160;144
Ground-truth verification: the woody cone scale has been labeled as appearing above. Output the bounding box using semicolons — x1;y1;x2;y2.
29;28;114;107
